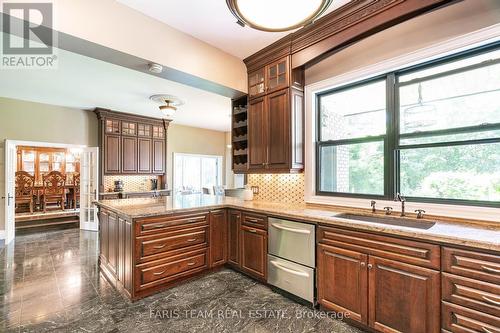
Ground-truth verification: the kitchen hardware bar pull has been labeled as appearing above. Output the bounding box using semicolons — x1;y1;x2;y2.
482;296;500;306
149;224;168;229
481;265;500;274
187;238;197;242
270;223;311;234
270;261;309;277
248;229;257;233
482;327;497;333
153;270;166;276
153;244;167;249
187;262;196;266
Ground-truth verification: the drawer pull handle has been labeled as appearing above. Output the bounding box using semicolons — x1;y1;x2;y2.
482;296;500;306
187;238;197;242
481;265;500;275
248;228;257;233
187;262;196;266
482;327;496;333
153;244;167;249
270;261;309;277
246;218;260;223
271;223;311;234
153;270;166;276
150;224;168;229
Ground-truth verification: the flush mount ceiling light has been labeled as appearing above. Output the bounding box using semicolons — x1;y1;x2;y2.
150;94;185;118
226;0;332;32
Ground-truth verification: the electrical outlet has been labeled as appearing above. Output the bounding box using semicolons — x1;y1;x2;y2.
251;186;259;194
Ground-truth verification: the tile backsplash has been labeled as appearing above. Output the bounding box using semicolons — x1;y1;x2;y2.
247;174;305;204
103;175;159;192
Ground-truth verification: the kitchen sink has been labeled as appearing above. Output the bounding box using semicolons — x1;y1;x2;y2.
334;213;436;230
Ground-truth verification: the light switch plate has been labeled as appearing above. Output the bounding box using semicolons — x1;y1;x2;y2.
251;186;259;194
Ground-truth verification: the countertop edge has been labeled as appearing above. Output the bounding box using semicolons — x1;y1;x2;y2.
94;201;499;253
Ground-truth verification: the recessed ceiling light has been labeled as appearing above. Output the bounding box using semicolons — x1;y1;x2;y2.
226;0;332;32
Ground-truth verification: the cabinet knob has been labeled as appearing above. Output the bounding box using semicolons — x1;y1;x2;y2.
360;262;366;267
367;264;373;270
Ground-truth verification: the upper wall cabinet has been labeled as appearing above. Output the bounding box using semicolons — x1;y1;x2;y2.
248;57;289;100
95;109;170;188
235;55;304;174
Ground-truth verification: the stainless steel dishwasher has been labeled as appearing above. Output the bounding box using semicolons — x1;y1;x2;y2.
267;217;315;304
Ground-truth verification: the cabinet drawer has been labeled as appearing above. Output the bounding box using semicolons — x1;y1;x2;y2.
136;249;207;290
136;212;209;236
442;273;500;317
442;301;500;333
442;247;500;285
242;212;267;230
318;225;440;269
137;226;208;261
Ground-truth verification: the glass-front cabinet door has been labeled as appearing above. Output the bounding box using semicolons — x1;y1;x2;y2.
21;151;36;176
248;68;266;99
52;152;65;172
267;57;288;93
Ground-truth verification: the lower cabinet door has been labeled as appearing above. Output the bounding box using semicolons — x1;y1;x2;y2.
209;210;227;267
317;244;368;324
368;256;440;333
240;225;267;281
228;210;241;267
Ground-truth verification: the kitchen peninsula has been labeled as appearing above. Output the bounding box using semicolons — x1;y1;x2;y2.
95;195;500;333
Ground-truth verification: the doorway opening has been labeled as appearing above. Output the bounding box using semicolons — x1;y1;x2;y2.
4;140;99;244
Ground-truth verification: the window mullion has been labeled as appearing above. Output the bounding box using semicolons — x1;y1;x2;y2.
386;73;397;200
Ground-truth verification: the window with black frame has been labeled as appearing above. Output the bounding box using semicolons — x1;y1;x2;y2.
316;45;500;206
317;79;387;197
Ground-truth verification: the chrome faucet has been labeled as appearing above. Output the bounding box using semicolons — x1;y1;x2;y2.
394;193;406;217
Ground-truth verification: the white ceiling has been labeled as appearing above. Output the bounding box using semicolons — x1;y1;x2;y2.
0;35;232;131
117;0;351;59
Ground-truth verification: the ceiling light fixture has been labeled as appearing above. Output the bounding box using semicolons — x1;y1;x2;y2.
150;94;185;118
226;0;332;32
148;63;163;74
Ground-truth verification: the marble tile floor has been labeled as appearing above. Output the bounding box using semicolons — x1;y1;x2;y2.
0;228;366;333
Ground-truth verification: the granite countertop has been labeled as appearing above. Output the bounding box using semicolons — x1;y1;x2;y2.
94;194;500;252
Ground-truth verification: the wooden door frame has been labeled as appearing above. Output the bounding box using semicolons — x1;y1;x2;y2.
3;139;87;242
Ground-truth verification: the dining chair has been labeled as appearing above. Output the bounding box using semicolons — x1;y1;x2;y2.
213;185;225;196
15;171;35;213
42;171;67;212
202;187;211;194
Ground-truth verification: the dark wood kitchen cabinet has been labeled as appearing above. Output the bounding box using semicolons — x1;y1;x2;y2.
227;210;241;267
248;97;266;170
368;256;440;333
209;210;227;267
121;136;137;173
152;139;165;174
95;109;170;192
317;225;441;333
240;225;267;281
104;134;121;174
243;55;304;173
317;244;368;324
137;138;152;174
240;213;268;281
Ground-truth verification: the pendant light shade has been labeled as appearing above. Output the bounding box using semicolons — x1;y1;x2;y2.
226;0;332;32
